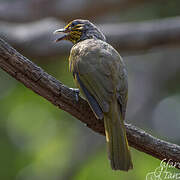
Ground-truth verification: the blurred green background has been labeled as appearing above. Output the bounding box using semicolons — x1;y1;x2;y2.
0;0;180;179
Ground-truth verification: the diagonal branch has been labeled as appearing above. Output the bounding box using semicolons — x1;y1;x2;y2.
0;38;180;169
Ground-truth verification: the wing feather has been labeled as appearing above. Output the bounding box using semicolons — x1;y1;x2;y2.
69;40;128;120
75;72;104;119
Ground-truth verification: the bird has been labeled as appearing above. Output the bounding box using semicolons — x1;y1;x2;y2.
53;19;133;171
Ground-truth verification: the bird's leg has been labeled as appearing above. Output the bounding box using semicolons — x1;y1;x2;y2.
69;88;80;102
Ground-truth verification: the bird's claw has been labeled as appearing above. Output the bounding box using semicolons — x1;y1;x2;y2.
70;88;80;102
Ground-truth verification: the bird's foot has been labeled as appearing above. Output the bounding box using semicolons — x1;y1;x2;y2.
70;88;80;102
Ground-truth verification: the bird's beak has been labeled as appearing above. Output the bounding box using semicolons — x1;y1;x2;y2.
53;28;69;42
53;28;66;34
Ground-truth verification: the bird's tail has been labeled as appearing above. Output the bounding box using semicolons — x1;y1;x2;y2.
104;101;133;171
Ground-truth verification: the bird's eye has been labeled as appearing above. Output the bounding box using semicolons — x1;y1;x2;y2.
71;21;78;27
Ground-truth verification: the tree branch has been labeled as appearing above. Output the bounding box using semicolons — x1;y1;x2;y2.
0;38;180;169
1;17;180;58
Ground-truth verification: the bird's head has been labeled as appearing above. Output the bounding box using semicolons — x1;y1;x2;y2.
53;19;106;44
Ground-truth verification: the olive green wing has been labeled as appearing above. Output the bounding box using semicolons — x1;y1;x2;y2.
69;45;128;120
74;72;104;119
116;60;128;120
70;50;116;119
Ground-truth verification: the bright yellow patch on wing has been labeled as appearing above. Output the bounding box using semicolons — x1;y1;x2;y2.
105;129;110;142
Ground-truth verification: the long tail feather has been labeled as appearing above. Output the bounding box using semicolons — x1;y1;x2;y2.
104;101;133;171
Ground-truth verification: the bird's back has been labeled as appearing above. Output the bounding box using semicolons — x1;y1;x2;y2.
69;38;128;119
69;39;127;79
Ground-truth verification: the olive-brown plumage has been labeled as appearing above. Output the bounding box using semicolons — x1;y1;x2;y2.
54;19;133;170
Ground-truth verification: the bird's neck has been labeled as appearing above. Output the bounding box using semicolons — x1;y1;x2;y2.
78;29;106;43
